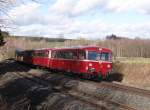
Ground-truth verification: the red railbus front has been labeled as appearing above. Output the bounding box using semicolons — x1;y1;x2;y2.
77;48;113;78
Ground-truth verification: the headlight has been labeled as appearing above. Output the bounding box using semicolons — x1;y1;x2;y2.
89;63;92;66
107;64;111;68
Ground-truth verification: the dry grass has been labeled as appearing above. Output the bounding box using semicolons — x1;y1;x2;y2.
114;61;150;89
115;57;150;63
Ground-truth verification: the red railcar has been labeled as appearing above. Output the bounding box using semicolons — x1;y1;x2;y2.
15;46;113;79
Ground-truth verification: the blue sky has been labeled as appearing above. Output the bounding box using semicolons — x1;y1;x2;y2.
3;0;150;39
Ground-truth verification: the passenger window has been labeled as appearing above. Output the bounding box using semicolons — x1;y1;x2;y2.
72;52;77;60
52;51;77;59
45;51;49;57
65;52;73;59
37;52;42;57
52;51;56;58
78;51;86;60
56;51;63;58
59;51;77;59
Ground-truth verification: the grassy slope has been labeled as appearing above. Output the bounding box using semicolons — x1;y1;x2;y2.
114;58;150;89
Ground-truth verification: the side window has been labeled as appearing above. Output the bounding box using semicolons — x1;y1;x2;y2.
24;51;32;57
33;51;47;57
60;51;65;58
56;51;62;58
78;50;86;60
51;50;77;59
52;51;64;58
34;52;39;57
65;51;73;59
72;51;77;60
45;51;49;57
52;51;56;58
41;51;48;57
37;52;42;57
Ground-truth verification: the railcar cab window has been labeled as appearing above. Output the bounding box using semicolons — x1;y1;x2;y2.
88;51;100;60
88;51;112;61
101;52;112;61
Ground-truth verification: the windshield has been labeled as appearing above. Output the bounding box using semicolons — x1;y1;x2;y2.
88;51;112;61
88;51;100;60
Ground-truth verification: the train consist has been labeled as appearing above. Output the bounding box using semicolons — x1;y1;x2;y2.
15;46;113;79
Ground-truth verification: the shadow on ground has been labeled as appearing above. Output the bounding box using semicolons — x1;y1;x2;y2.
0;59;31;75
105;73;124;82
0;73;99;110
0;77;52;110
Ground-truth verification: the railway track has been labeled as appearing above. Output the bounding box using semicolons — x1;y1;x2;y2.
13;72;107;110
12;71;149;110
100;81;150;97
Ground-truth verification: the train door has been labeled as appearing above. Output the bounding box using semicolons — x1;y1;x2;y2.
41;50;49;67
33;51;41;66
47;50;51;68
69;49;78;73
32;51;38;65
75;50;87;74
51;50;59;70
23;51;33;64
32;50;47;67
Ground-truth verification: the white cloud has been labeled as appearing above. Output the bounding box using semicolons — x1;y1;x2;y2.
73;0;105;15
50;0;150;15
10;17;150;39
105;0;150;14
50;0;106;16
4;0;150;39
50;0;76;14
8;2;41;25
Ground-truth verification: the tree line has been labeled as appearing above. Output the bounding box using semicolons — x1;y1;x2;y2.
98;39;150;58
64;37;150;58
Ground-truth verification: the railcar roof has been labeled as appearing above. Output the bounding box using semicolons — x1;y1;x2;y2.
16;48;54;52
16;46;112;52
34;48;54;51
52;46;112;52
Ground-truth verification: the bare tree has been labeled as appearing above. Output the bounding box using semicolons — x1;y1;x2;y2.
0;0;39;28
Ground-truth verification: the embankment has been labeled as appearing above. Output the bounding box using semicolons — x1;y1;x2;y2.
113;62;150;89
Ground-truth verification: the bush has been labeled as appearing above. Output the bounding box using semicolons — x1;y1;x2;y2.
0;30;4;44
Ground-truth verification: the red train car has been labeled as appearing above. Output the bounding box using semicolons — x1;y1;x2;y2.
15;46;113;79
